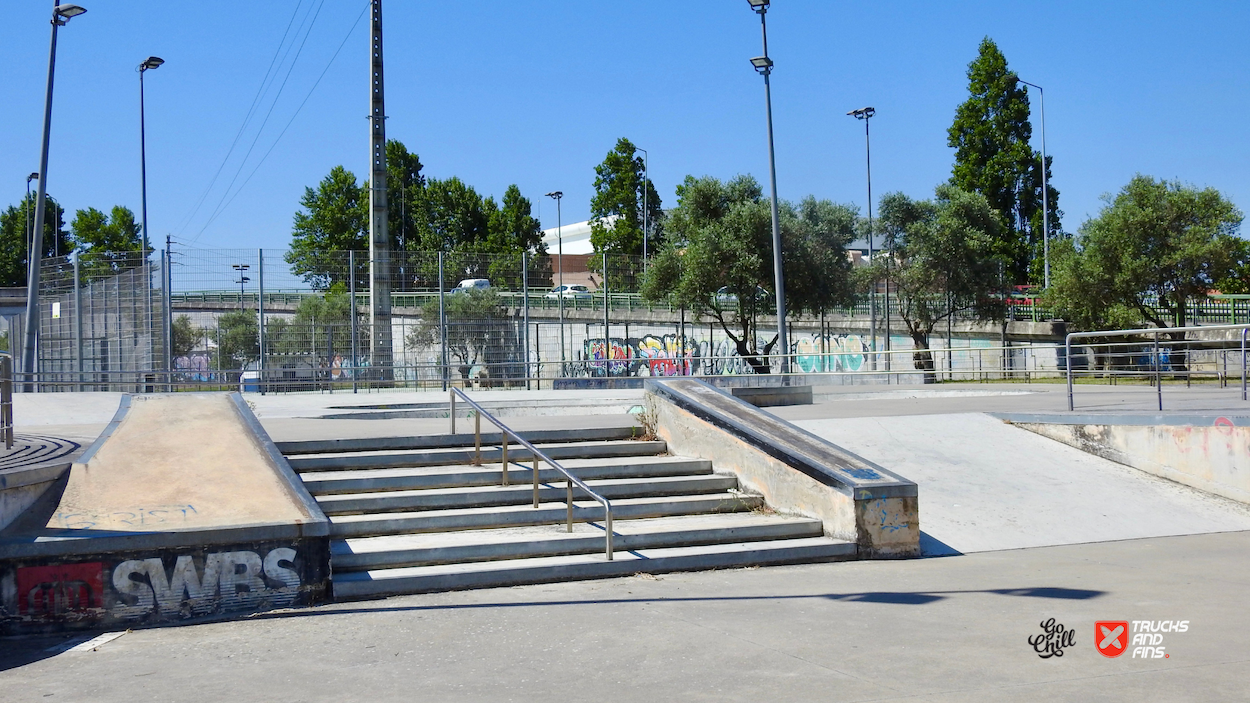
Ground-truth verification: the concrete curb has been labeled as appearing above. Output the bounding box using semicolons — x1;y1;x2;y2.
994;412;1250;427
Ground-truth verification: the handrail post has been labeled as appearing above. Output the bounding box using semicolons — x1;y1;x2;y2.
533;454;540;508
474;410;481;465
501;431;509;486
1065;334;1074;411
567;479;573;532
1154;330;1162;411
605;508;613;560
449;389;456;434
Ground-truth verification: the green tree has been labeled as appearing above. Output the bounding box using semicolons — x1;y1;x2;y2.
641;175;856;373
272;284;359;360
70;205;149;276
948;37;1060;283
589;138;663;256
216;310;260;371
172;315;200;359
0;193;71;286
405;288;510;379
1046;176;1245;334
286;165;367;289
876;185;1007;381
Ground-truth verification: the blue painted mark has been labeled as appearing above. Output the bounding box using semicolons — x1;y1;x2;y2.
844;468;883;480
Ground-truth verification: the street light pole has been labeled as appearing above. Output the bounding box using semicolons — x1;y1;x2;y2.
233;264;250;311
1014;76;1050;288
25;173;39;261
848;107;877;370
747;0;789;375
138;56;164;256
23;3;87;391
546;191;564;376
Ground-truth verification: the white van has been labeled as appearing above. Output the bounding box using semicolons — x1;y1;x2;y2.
450;279;490;294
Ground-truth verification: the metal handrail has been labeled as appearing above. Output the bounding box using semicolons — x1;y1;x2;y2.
1065;323;1250;411
448;387;614;560
0;353;12;449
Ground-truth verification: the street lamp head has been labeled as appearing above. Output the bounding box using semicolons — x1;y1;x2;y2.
848;106;876;120
545;191;562;200
232;264;250;271
747;0;769;13
750;56;773;74
27;173;40;183
53;4;86;24
140;56;165;71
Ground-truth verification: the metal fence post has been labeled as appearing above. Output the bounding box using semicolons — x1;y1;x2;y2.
258;249;266;395
1154;330;1162;411
350;250;358;394
439;252;447;391
73;254;83;392
522;252;530;390
165;237;173;391
603;252;610;378
1065;334;1074;411
1242;328;1247;402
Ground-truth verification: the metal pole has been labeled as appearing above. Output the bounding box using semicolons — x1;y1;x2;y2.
449;389;455;434
755;8;789;375
23;8;67;392
522;251;530;389
1037;85;1049;289
474;411;481;465
438;252;447;391
532;454;540;508
258;249;266;394
566;479;573;532
603;252;610;377
1241;328;1247;402
1065;334;1074;411
557;196;565;376
640;147;649;268
349;250;358;393
1155;330;1162;411
74;253;82;392
501;433;509;486
368;0;393;380
856;110;878;370
165;236;173;391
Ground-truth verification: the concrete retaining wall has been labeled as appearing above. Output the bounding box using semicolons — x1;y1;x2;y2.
645;379;919;558
1002;414;1250;505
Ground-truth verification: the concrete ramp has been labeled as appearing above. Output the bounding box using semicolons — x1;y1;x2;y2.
793;413;1250;555
1;394;330;634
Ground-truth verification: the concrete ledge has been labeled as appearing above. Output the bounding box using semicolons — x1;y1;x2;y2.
730;385;813;407
644;379;919;558
998;413;1250;505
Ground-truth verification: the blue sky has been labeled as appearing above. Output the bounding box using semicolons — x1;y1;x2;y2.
2;1;1247;253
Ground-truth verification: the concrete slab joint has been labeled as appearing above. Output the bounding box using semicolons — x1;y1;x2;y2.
643;379;919;558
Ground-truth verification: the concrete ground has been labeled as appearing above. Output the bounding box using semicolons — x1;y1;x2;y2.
3;381;1248;700
2;530;1247;702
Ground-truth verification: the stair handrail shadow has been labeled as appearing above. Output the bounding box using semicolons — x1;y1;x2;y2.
449;388;614;560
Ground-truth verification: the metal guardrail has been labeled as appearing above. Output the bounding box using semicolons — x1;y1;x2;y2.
1;353;13;449
448;388;614;560
1065;323;1249;411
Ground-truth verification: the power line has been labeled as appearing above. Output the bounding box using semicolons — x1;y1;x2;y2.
193;0;327;238
172;1;306;236
192;2;369;242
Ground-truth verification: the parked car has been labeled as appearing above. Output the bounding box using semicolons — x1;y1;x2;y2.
450;278;490;295
546;284;592;300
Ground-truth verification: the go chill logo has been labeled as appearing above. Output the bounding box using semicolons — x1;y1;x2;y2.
1097;620;1188;659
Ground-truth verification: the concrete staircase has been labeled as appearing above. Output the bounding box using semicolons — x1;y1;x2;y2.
277;427;855;600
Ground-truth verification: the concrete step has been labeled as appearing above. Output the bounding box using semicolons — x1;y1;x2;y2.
331;513;828;571
316;474;740;516
328;492;764;539
332;537;856;599
288;439;668;472
301;456;712;496
278;426;642;456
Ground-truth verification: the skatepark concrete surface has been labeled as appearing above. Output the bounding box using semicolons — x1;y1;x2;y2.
2;530;1247;702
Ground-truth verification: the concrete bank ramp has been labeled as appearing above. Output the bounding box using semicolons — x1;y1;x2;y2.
792;413;1250;555
0;393;330;634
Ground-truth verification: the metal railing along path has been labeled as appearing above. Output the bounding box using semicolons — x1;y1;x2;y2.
448;388;614;560
1065;324;1249;411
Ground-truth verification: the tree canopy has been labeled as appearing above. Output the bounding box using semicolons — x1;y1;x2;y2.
589;138;663;256
0;193;70;286
876;185;1007;380
948;37;1060;283
640;174;856;373
1045;176;1245;332
70;205;149;275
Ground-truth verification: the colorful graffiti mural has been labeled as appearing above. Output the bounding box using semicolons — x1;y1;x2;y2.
579;332;867;377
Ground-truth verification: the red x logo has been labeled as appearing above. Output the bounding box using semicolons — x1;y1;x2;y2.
1096;621;1129;658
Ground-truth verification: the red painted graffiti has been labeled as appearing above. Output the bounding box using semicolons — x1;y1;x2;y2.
16;562;105;617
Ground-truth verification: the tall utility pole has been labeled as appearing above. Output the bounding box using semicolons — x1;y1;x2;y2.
1013;76;1050;288
368;0;392;378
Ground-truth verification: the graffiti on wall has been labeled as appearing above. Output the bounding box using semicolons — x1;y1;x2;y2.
111;548;301;620
580;332;867;377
